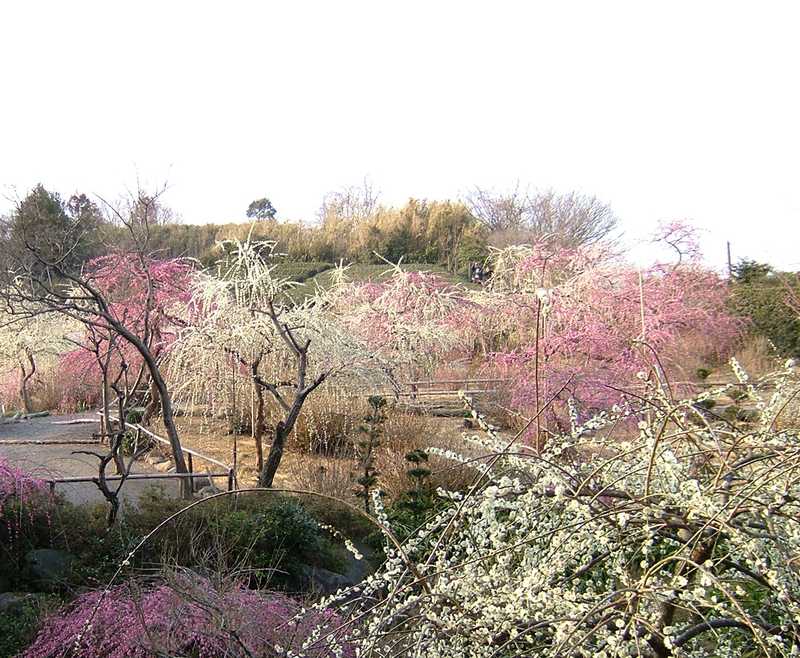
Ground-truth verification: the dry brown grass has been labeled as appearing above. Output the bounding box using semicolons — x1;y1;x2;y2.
657;329;733;386
288;390;365;455
733;335;783;379
283;450;359;502
168;387;481;503
288;406;456;503
480;382;529;432
377;414;476;501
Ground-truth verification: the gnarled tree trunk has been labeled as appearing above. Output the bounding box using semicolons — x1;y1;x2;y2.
253;379;266;473
18;351;36;414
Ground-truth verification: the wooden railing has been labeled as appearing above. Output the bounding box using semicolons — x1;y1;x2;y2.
404;378;511;399
124;421;235;493
38;414;237;495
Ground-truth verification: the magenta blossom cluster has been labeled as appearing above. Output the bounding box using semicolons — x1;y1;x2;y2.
0;457;49;544
24;574;352;658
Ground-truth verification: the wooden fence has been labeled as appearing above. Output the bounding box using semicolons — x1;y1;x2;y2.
117;421;236;493
404;378;510;399
35;414;237;495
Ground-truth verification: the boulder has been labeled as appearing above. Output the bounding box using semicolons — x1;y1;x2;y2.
25;549;74;587
196;484;223;499
302;566;357;596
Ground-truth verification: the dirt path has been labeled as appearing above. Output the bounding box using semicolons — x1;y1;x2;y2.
0;412;177;506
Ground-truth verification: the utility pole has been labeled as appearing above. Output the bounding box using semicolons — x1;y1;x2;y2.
727;241;733;278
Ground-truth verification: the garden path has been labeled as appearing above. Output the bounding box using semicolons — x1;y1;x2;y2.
0;412;177;506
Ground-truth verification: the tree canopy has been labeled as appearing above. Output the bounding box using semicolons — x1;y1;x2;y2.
246;197;277;221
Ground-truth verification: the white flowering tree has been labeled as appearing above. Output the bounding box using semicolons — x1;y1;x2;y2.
310;361;800;657
324;262;477;382
169;239;391;486
0;307;75;414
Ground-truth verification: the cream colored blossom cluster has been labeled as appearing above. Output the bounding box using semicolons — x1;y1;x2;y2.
304;361;800;657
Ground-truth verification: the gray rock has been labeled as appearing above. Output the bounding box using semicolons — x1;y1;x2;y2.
153;460;174;472
25;549;74;586
196;484;223;499
305;566;356;596
191;475;213;492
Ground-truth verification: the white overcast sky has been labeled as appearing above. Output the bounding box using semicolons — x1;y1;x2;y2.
1;1;798;270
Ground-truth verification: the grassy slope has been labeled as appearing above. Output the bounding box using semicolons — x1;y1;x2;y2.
280;262;477;302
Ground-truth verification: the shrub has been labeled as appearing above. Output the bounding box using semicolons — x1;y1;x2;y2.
119;428;155;456
381;449;443;542
730;261;800;357
128;491;346;590
2;486;348;594
23;572;352;658
125;407;144;425
0;595;61;658
696;367;711;380
329;361;800;657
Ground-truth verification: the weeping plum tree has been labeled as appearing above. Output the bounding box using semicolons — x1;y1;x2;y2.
0;308;74;414
325;262;478;382
170;239;386;487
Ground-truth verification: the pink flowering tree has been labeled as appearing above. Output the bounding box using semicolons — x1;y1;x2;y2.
70;252;194;420
480;224;742;432
2;190;195;497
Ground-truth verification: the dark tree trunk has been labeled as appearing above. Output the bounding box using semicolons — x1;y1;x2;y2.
119;331;189;497
253;380;266;473
259;420;288;488
142;377;162;424
256;300;326;488
258;375;323;487
18;352;36;414
151;366;190;497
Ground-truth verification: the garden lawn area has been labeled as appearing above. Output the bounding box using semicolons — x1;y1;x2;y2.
283;262;478;302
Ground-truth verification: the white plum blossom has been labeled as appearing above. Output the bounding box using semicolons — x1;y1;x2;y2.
302;361;800;657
